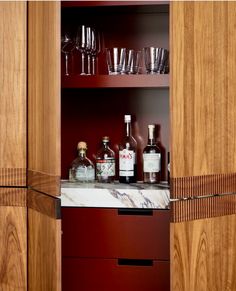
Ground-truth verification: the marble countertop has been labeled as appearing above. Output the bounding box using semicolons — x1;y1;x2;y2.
60;180;170;209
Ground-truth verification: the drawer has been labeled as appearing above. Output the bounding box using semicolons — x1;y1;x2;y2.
62;258;170;291
62;208;170;260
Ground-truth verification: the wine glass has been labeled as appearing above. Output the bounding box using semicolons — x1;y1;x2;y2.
61;33;75;76
85;26;92;75
75;25;87;75
91;29;101;75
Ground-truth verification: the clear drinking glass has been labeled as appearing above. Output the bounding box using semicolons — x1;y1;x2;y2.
61;33;75;76
126;49;142;74
91;29;101;75
85;26;92;75
143;47;157;74
75;25;87;75
106;47;126;75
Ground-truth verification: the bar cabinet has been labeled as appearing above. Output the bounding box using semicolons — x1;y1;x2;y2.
1;1;236;291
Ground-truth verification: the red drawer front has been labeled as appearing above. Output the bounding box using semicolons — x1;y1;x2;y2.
62;208;170;260
62;258;170;291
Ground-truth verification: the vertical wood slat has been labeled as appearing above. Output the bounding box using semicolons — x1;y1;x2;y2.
28;1;61;196
0;168;26;187
0;206;27;291
171;1;236;181
171;214;236;291
0;2;27;187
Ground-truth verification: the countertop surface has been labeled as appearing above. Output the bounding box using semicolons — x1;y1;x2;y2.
60;180;170;209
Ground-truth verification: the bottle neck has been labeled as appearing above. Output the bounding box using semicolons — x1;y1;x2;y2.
78;149;86;158
148;127;155;145
125;121;131;137
102;141;109;148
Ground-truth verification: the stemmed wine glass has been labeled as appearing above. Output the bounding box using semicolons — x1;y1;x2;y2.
85;26;92;75
91;29;101;75
61;33;75;76
75;25;87;75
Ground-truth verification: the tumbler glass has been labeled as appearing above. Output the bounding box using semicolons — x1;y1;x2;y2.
106;47;126;75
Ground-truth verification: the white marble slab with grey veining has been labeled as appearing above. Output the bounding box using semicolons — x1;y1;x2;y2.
60;180;170;209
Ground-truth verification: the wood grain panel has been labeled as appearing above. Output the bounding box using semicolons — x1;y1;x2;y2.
171;193;236;223
0;2;26;186
28;192;61;291
28;170;60;197
171;2;236;185
171;214;236;291
0;206;27;291
171;173;236;198
28;2;61;196
0;188;26;207
28;189;61;219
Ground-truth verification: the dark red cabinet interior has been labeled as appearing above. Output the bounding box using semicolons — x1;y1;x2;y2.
62;207;170;291
61;1;170;290
62;258;170;291
62;207;170;260
61;2;169;181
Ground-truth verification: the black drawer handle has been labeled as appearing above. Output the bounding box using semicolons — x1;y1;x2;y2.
118;209;153;216
118;258;153;266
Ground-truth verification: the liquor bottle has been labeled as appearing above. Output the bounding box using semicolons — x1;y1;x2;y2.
70;141;95;182
119;115;137;183
143;124;161;184
96;136;115;183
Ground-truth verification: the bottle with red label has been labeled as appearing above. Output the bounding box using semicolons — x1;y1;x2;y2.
119;114;137;183
96;136;115;183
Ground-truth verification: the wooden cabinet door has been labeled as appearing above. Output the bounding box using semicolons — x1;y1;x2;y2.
171;2;236;290
0;189;27;291
0;2;26;186
28;1;61;197
27;3;61;291
28;190;61;291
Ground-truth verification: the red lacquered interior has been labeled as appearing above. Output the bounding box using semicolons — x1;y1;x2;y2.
62;258;170;291
61;3;169;181
62;208;170;260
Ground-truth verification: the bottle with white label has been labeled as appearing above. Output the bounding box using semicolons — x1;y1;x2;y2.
143;124;161;184
70;141;95;182
119;115;137;183
96;136;115;183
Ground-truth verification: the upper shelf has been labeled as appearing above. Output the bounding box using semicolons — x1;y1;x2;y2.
61;1;169;8
62;74;169;89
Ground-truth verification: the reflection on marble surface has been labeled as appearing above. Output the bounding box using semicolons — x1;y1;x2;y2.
61;180;170;209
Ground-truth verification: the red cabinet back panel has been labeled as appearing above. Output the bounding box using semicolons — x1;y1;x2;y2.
62;207;170;260
62;258;170;291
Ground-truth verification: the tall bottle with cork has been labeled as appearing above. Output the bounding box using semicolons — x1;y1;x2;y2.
119;114;137;183
143;124;161;184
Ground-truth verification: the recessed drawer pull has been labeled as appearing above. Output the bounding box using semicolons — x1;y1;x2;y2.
118;209;153;216
118;258;153;266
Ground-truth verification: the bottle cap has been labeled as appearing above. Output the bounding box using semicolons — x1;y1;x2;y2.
102;136;109;142
77;141;87;150
124;115;131;122
148;124;155;130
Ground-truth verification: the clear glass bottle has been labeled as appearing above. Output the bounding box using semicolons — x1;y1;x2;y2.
70;141;95;182
96;136;115;183
143;124;161;184
119;114;137;183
